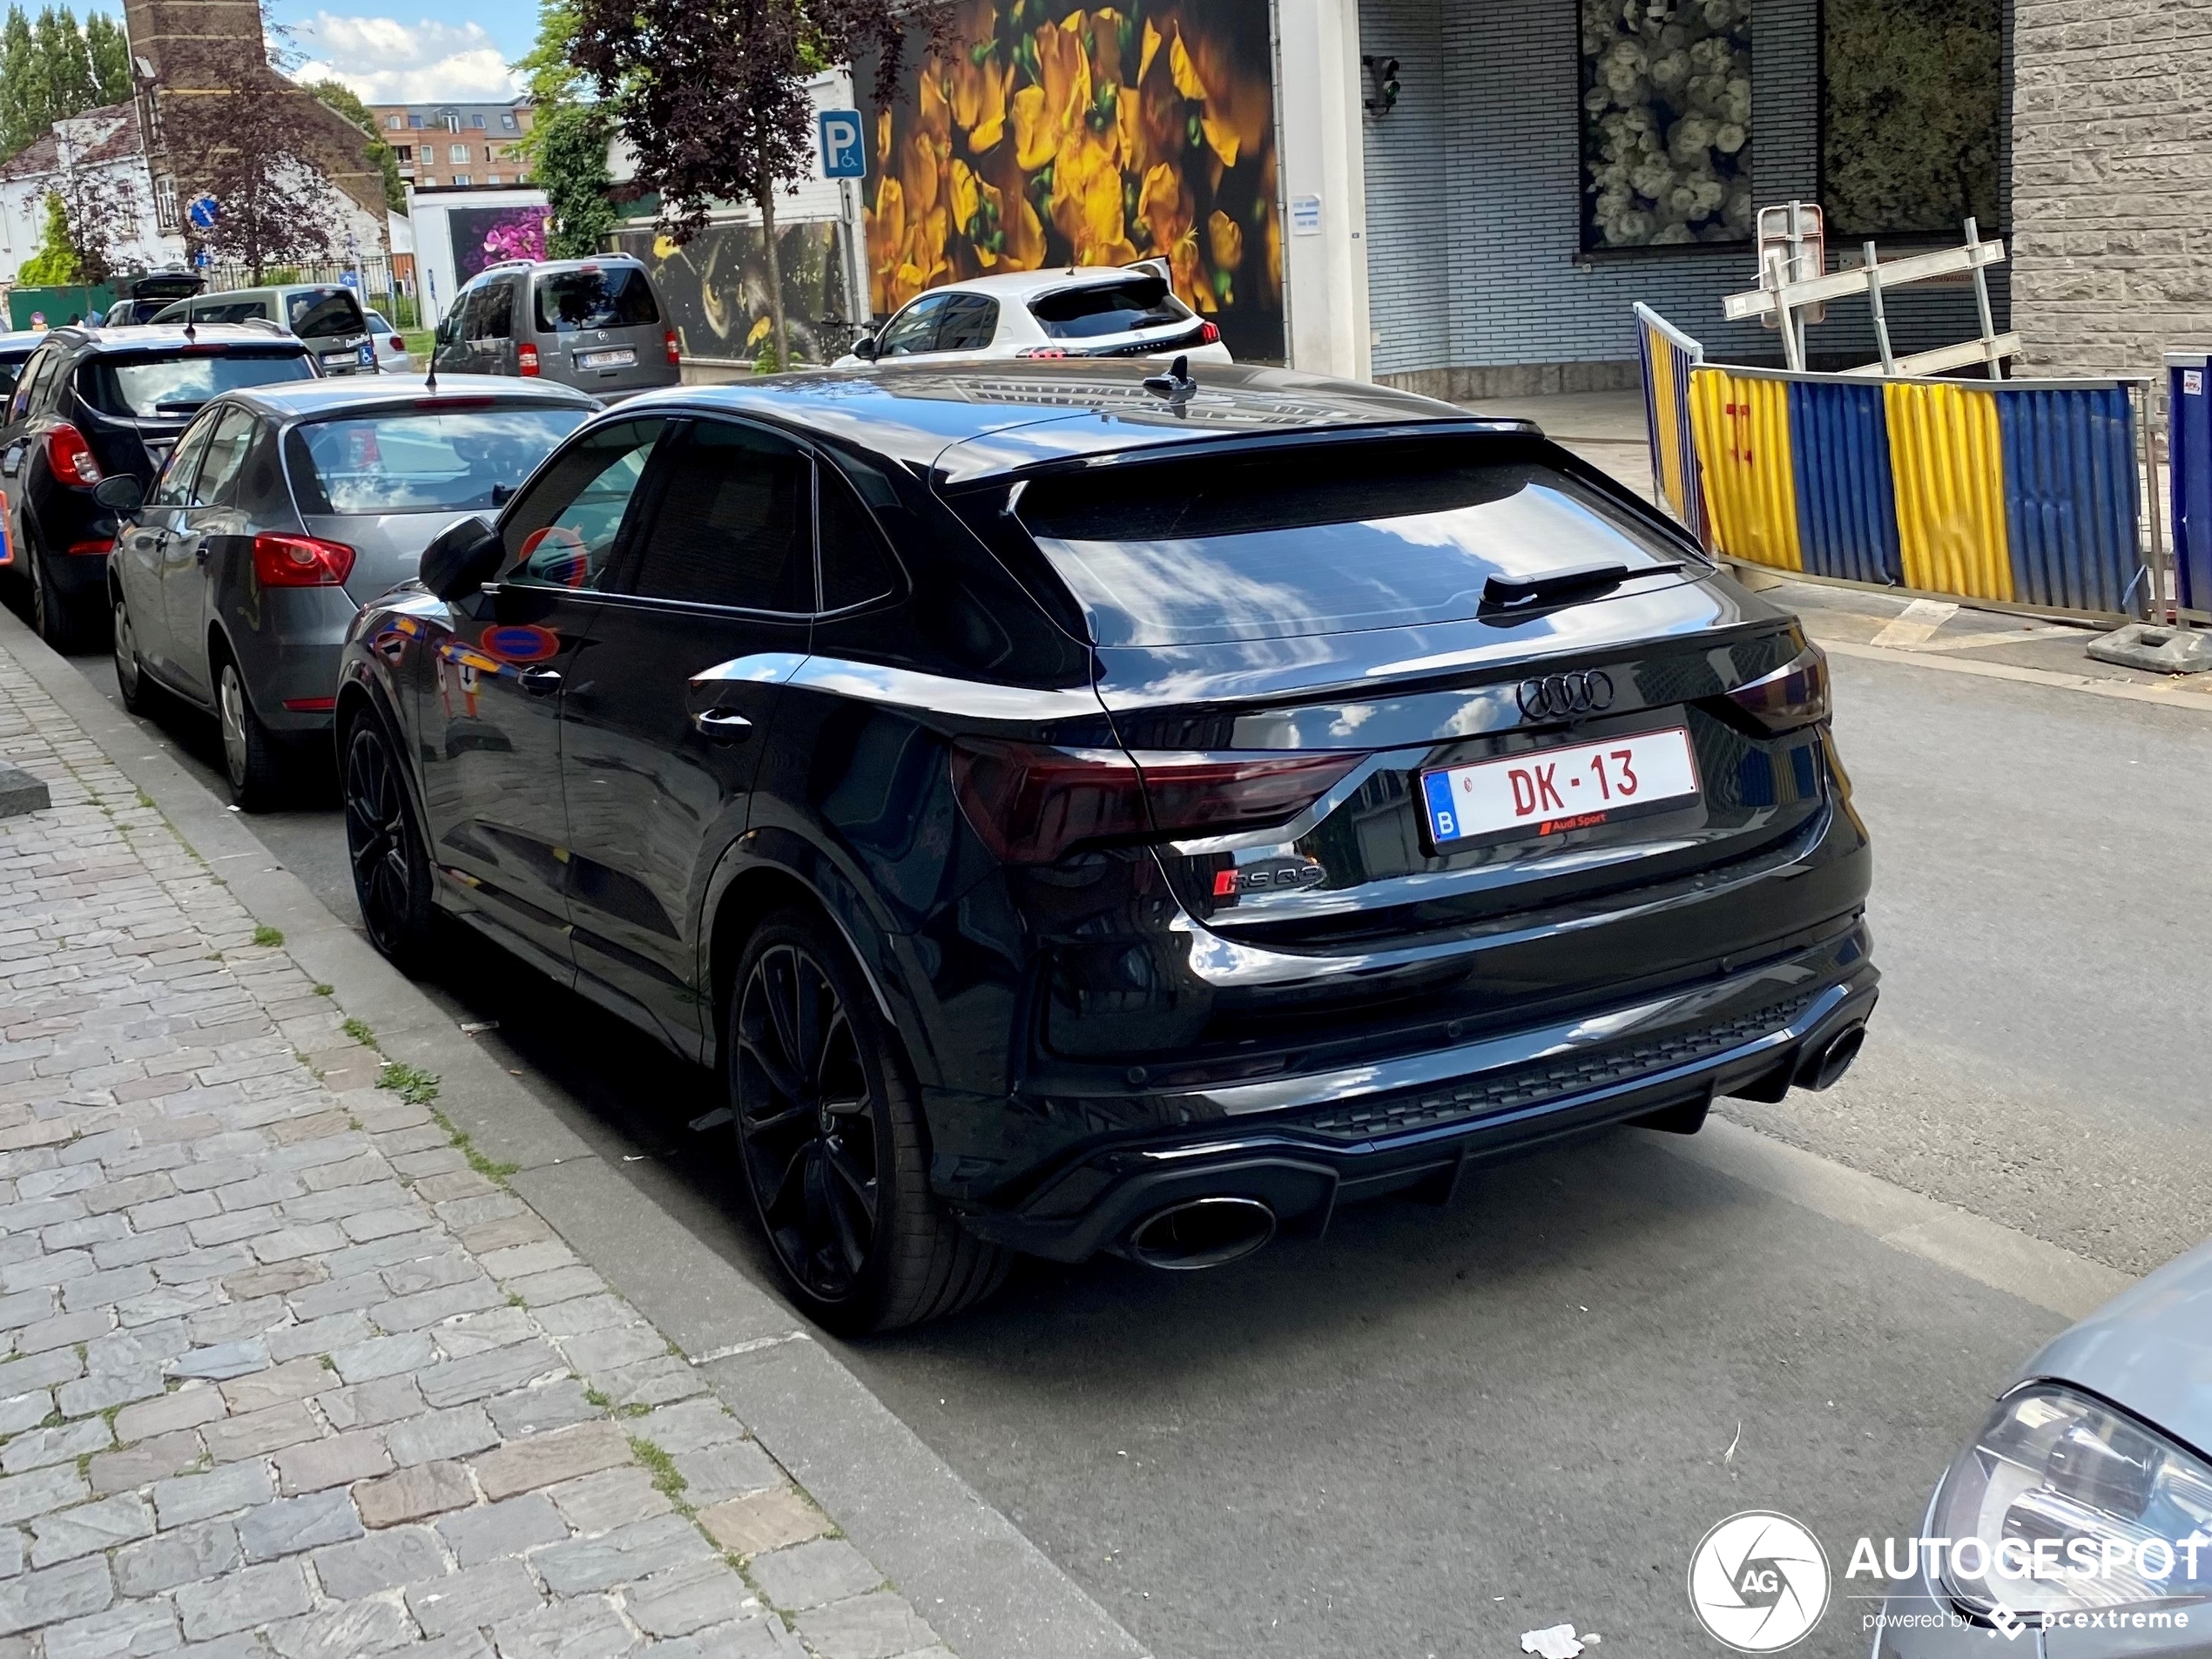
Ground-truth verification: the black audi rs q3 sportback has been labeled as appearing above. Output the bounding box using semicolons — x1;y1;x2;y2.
338;361;1877;1331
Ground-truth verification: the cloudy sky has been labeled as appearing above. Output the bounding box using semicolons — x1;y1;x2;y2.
276;3;535;103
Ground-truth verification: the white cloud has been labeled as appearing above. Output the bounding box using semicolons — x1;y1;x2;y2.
287;13;520;104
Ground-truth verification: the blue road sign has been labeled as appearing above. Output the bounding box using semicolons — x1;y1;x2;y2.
340;270;359;288
186;193;219;231
819;111;866;179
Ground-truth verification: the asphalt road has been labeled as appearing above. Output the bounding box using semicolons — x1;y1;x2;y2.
41;608;2212;1659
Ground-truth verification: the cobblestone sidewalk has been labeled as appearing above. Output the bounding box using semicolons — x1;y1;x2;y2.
0;644;952;1659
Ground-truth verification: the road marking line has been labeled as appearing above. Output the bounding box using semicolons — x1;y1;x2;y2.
1821;637;2212;711
1645;1119;2135;1320
1910;624;2082;652
690;1332;812;1365
1869;597;1959;647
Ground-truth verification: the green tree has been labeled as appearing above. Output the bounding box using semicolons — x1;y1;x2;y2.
17;189;78;281
82;9;125;104
0;6;44;154
535;102;612;258
33;8;93;122
308;78;405;213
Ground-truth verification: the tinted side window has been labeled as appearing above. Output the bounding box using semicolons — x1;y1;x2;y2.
818;464;900;611
935;294;997;352
622;421;813;611
199;300;267;326
477;281;513;341
876;294;949;357
10;348;52;421
151;411;220;508
500;419;668;590
191;408;258;506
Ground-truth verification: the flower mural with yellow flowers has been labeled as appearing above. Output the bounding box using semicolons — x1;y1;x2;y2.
864;0;1282;358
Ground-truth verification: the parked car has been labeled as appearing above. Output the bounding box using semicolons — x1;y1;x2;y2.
835;265;1232;367
0;324;319;649
432;255;680;399
99;374;597;807
1874;1235;2212;1655
365;310;413;373
152;284;379;376
336;360;1876;1332
102;267;206;327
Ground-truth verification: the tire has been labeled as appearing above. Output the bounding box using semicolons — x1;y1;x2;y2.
341;716;435;969
29;543;92;653
111;588;155;716
216;656;286;810
728;908;1009;1332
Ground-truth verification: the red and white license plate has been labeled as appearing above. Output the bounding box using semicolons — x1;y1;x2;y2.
1420;727;1701;847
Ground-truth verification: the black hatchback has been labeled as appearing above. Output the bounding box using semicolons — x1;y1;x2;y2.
0;324;316;648
336;362;1877;1330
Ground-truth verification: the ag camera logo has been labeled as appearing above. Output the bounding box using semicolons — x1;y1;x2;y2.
1689;1511;1831;1652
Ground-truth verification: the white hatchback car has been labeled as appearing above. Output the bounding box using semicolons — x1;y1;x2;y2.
835;265;1231;368
365;311;413;374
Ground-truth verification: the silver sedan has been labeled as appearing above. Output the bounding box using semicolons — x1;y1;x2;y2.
103;374;597;807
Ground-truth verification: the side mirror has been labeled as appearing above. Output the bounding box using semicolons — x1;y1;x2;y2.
851;332;880;361
92;475;144;514
419;516;502;601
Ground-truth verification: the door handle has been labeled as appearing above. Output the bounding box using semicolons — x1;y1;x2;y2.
517;666;563;696
194;543;210;563
691;708;754;742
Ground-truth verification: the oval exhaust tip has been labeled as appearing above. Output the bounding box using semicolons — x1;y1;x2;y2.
1800;1022;1867;1091
1125;1197;1277;1271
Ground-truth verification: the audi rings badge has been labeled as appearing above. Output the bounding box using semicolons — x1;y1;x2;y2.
1517;670;1615;723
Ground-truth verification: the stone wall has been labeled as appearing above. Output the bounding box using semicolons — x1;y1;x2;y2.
2011;0;2212;378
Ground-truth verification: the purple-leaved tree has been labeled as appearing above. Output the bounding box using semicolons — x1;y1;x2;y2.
567;0;945;369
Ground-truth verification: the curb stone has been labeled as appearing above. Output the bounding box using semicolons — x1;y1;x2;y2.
0;602;1148;1659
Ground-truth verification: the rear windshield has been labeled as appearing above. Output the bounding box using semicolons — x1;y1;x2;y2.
1015;440;1689;646
285;405;590;515
287;289;365;340
533;267;659;332
78;350;314;419
1028;276;1190;340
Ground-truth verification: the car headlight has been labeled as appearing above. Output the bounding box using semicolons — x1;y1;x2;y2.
1934;1384;2212;1621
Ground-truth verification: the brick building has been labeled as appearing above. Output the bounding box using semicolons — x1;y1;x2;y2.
369;100;533;192
123;0;388;239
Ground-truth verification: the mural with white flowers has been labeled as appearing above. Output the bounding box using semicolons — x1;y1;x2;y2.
1579;0;1753;249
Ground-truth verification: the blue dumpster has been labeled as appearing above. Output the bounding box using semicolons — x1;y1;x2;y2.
2168;352;2212;610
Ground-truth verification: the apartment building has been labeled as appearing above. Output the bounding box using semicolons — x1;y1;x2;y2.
369;98;533;191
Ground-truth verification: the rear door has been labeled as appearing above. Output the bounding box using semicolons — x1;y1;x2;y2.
162;404;258;698
528;266;671;394
469;280;516;379
116;407;219;679
415;415;671;975
556;415;813;1044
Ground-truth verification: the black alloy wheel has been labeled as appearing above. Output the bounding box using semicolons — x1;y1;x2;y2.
29;543;84;652
729;910;1009;1332
343;718;434;968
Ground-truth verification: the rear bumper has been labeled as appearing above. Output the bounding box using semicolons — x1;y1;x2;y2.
951;921;1878;1262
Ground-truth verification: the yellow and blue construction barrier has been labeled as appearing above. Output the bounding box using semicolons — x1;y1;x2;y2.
1635;307;2148;618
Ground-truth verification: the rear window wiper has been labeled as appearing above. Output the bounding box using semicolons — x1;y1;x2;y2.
153;399;206;415
1482;558;1682;610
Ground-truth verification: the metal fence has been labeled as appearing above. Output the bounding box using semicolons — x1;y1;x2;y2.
1640;306;2161;623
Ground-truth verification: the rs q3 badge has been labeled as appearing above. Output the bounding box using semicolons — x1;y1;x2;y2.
1211;857;1327;900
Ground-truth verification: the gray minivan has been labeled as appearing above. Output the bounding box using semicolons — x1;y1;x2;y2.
432;256;679;398
152;284;378;376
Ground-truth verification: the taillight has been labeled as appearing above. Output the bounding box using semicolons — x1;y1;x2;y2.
949;738;1360;864
252;532;355;588
1725;644;1830;734
47;424;100;486
517;343;540;376
65;538;111;556
1196;320;1221;345
1015;345;1072;359
664;329;680;366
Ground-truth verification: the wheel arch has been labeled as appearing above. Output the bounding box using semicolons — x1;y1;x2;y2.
335;666;435;854
703;850;934;1088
